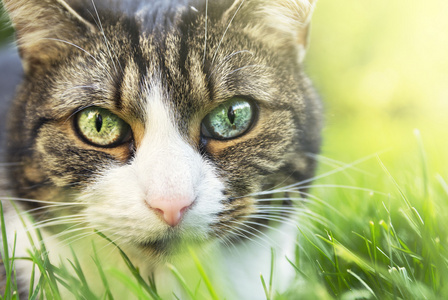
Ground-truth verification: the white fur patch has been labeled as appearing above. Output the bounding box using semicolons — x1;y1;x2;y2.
81;76;224;250
210;223;299;299
1;202;37;289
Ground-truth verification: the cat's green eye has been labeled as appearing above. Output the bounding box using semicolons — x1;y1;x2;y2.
201;98;256;140
75;107;131;147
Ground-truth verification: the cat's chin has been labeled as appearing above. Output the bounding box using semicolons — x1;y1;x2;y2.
127;234;213;262
136;238;183;257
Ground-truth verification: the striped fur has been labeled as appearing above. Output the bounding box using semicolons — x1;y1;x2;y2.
1;0;321;298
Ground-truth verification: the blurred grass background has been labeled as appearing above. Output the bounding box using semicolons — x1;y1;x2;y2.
0;3;12;45
1;0;448;298
300;1;448;297
306;0;448;172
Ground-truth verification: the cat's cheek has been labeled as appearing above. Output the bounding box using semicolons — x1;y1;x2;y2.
79;166;158;244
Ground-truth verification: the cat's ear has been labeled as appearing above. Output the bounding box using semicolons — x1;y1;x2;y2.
3;0;96;73
259;0;316;62
226;0;316;62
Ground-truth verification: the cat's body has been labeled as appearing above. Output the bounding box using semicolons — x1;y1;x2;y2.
0;0;321;298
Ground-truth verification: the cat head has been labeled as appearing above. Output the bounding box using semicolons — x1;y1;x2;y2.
3;0;321;259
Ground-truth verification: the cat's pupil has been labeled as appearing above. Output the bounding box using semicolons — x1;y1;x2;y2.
95;114;103;132
228;106;236;125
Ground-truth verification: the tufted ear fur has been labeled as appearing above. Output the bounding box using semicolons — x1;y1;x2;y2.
224;0;316;62
3;0;96;73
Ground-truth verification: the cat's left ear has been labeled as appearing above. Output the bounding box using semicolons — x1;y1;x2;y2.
227;0;317;62
3;0;96;73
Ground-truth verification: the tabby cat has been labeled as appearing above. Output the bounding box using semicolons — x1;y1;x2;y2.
0;0;321;298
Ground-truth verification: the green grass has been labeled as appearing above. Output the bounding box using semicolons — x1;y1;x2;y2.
0;2;12;47
283;134;448;299
1;132;447;299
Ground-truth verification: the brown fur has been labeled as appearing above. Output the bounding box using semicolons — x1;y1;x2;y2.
1;0;322;295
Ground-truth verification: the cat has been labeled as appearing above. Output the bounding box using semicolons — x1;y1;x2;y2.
0;0;321;298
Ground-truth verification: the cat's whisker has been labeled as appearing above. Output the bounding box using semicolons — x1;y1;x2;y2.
214;228;241;254
22;205;84;222
284;152;385;190
29;229;98;262
255;208;330;227
54;229;99;248
306;153;372;176
89;0;123;74
255;204;323;217
244;218;296;233
211;0;246;64
90;231;125;254
226;64;269;77
251;186;384;217
97;240;127;261
255;206;307;214
26;218;88;233
267;203;332;220
216;233;237;252
230;220;277;247
254;196;307;203
202;0;208;65
238;153;387;203
30;214;88;227
249;213;304;228
26;222;93;250
209;49;254;79
41;38;111;79
220;222;268;250
262;184;385;195
1;197;84;206
19;203;84;216
251;214;325;233
237;219;297;245
296;191;347;218
249;184;375;220
24;212;87;228
50;225;94;241
220;50;254;65
248;184;380;202
220;222;259;244
218;223;249;242
228;190;291;201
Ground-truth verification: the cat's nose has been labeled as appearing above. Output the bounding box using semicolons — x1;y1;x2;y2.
149;197;194;227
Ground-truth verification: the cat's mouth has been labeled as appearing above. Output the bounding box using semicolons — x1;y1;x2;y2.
138;239;175;255
135;233;208;257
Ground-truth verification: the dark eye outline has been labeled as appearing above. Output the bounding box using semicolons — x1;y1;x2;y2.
73;106;133;148
201;97;259;141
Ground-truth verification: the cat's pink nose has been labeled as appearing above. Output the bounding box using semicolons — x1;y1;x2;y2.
149;197;194;227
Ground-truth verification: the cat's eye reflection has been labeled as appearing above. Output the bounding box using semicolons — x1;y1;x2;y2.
201;97;257;140
74;107;132;147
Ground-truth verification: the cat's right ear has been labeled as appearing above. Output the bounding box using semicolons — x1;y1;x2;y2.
223;0;317;63
3;0;97;74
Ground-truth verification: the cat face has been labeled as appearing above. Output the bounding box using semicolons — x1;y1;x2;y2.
4;0;321;259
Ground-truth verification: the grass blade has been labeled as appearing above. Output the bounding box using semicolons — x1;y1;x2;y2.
188;247;219;300
168;263;196;300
